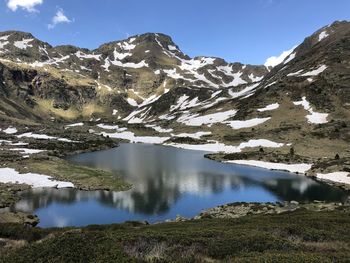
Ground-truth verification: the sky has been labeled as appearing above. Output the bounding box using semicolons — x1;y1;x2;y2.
0;0;349;65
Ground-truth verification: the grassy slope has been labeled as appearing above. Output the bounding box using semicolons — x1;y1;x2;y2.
10;159;132;192
1;208;350;262
0;183;30;208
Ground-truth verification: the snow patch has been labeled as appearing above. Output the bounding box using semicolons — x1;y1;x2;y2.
238;139;284;149
178;110;237;126
287;70;304;77
263;81;277;89
301;65;327;76
248;73;263;82
264;46;295;68
17;133;76;142
102;58;111;72
117;41;136;51
111;59;148;69
97;124;127;131
0;35;10;49
168;45;178;51
159;113;176;121
123;107;151;124
9;148;45;155
226;160;312;174
165;141;239;153
65;123;84;128
145;125;173;133
229;83;260;99
2;127;18;134
170;95;201;112
173;131;211;139
14;38;34;50
316;172;350;185
201;97;227;109
166;138;285;153
138;94;163;108
127;98;138;107
318;31;329;42
113;48;131;60
100;130;169;144
288;65;327;77
75;51;101;61
226;117;271;129
0;168;74;188
179;57;215;71
257;103;280;112
163;68;190;81
283;52;296;64
293;97;328;124
223;71;247;87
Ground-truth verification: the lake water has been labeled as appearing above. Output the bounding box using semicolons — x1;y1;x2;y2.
12;143;348;227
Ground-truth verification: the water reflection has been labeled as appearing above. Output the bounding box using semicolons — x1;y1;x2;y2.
12;143;348;227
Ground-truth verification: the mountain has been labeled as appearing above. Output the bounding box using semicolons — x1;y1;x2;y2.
0;31;267;120
0;21;350;183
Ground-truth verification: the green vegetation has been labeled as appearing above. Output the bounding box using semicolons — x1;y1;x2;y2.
0;212;38;226
0;183;30;208
290;147;295;156
12;159;131;191
1;208;350;262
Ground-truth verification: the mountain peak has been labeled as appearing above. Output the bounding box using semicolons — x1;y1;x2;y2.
97;32;179;53
0;30;35;39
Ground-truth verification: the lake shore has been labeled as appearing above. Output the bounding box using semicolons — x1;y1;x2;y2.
205;150;350;191
0;122;349;225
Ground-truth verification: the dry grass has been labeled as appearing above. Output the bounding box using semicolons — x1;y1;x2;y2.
34;99;80;120
81;103;106;117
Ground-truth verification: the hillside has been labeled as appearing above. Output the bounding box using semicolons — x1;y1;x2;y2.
1;208;350;262
0;21;349;189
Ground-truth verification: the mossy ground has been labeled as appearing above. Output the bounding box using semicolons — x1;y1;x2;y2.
0;183;30;208
0;208;350;262
10;159;131;191
0;126;132;216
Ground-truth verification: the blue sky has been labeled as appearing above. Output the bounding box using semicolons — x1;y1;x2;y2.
0;0;349;65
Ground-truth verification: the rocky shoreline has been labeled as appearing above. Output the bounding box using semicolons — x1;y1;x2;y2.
172;200;350;222
0;123;350;226
0;126;134;225
194;200;350;220
0;211;39;226
205;150;350;191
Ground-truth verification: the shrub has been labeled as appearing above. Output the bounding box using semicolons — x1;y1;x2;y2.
290;147;295;156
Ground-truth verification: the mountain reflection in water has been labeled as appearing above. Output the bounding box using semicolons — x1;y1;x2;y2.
12;143;348;227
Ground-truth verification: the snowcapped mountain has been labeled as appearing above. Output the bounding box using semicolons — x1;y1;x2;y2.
0;20;349;185
0;21;349;155
0;31;266;89
0;29;269;119
0;20;347;122
0;30;271;120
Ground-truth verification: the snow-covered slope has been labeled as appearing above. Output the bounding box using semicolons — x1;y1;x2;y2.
0;31;267;94
0;21;350;187
0;21;349;144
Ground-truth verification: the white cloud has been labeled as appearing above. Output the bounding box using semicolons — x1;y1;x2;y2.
264;46;296;68
48;8;72;29
7;0;43;12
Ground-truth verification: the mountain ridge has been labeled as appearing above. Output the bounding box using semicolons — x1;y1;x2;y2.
0;30;267;65
0;27;270;120
0;20;349;189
